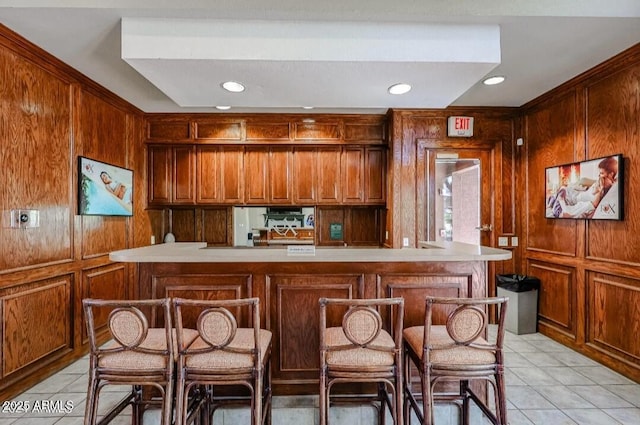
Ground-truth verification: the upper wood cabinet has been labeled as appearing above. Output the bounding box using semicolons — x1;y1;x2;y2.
245;147;293;204
149;144;385;207
196;146;244;204
270;147;293;204
340;146;386;205
317;147;342;204
364;147;386;204
293;147;317;204
148;145;195;206
342;147;365;203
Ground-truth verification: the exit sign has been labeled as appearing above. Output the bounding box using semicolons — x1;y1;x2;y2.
447;116;474;137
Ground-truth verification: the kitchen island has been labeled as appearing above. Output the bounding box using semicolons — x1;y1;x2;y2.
110;241;510;394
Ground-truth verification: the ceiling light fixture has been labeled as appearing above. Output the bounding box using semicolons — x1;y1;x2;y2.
483;75;505;86
221;81;245;92
302;106;314;110
388;83;412;95
216;105;231;110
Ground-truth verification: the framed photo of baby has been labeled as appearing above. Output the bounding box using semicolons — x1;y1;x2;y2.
545;154;623;220
78;156;133;216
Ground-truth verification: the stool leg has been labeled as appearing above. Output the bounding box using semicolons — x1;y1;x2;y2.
460;380;470;425
84;373;99;425
319;368;327;425
496;372;507;425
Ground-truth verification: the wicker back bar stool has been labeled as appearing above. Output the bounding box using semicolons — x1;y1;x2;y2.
83;298;182;425
403;296;508;425
319;297;404;425
172;297;272;425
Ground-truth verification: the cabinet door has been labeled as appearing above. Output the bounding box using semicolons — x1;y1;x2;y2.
269;147;293;204
172;146;196;204
220;146;244;203
245;147;269;204
196;146;220;203
364;147;386;204
148;145;171;205
341;147;365;203
293;147;317;203
317;147;341;204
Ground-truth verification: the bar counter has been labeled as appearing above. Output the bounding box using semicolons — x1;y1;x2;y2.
110;241;510;395
109;241;512;263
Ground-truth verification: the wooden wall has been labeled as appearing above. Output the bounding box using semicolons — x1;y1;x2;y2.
387;108;520;299
0;25;152;399
1;18;639;400
520;43;640;382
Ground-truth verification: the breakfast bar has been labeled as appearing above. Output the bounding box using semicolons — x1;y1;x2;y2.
110;241;511;395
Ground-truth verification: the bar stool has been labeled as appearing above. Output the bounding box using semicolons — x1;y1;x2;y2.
83;298;179;425
319;297;404;425
403;296;509;425
172;297;272;425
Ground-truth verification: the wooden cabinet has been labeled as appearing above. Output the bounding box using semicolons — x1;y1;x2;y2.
245;147;293;204
340;146;386;204
150;144;385;207
148;145;195;205
173;146;196;204
317;147;342;204
148;145;171;205
364;146;386;204
270;147;293;204
196;146;244;204
293;147;317;203
342;147;365;203
244;147;270;203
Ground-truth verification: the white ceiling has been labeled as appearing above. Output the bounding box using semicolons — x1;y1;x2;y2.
1;1;640;114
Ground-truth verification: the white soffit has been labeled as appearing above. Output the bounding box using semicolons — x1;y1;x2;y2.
121;18;501;109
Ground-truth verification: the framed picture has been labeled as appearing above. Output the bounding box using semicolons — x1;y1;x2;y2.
78;156;133;216
545;154;623;220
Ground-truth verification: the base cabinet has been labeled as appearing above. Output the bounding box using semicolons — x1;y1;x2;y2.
138;260;485;394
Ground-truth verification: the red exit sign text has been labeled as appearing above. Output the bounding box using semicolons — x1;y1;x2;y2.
447;116;474;137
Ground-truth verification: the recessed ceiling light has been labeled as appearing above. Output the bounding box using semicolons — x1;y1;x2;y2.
221;81;245;93
216;105;231;110
388;83;412;95
302;106;314;110
483;76;505;86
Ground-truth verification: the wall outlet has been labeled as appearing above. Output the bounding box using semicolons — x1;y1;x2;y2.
151;235;156;245
403;237;409;247
498;237;508;247
385;230;389;240
511;236;519;246
9;209;39;229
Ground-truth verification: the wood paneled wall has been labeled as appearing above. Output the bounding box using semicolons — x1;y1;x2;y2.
521;43;640;382
386;108;519;299
0;25;150;399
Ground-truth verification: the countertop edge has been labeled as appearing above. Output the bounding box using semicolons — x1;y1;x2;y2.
109;241;512;263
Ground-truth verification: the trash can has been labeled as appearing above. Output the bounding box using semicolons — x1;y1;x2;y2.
496;274;540;335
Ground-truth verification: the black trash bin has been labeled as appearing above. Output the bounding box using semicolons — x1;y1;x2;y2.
496;274;540;335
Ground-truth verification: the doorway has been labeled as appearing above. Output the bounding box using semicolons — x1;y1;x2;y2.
416;141;494;248
434;159;481;244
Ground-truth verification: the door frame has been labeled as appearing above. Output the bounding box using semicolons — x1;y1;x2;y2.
416;139;506;310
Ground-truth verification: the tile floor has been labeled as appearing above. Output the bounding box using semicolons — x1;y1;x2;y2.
2;329;640;424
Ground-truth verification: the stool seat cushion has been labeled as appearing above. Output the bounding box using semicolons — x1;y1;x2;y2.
325;326;395;367
403;325;496;366
99;328;199;370
185;328;272;370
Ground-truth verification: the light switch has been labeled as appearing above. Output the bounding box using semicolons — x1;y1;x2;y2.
511;236;519;246
498;237;508;247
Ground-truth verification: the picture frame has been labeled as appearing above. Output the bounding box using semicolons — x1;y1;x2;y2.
78;156;133;216
545;154;623;220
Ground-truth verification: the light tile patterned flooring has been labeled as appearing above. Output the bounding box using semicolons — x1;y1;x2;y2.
2;329;640;424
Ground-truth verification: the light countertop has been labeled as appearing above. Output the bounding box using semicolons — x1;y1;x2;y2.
109;241;511;263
